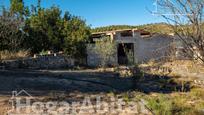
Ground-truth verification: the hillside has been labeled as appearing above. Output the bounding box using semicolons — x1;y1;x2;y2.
92;23;173;34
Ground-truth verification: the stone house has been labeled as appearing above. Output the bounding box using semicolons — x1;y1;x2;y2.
87;29;175;66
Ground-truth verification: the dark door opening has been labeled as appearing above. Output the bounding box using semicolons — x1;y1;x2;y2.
117;43;134;65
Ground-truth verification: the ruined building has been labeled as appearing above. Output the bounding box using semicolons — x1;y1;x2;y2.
87;29;175;66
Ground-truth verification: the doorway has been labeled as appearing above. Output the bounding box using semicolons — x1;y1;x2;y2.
117;43;134;65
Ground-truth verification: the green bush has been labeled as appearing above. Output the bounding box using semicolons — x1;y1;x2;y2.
147;95;173;115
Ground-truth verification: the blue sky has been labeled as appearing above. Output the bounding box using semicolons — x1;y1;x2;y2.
1;0;165;28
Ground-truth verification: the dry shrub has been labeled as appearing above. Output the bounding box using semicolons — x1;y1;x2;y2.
145;90;204;115
190;88;204;99
0;50;30;60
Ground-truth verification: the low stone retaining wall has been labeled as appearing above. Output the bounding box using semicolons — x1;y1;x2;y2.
0;54;75;69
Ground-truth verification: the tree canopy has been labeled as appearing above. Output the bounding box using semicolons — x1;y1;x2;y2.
1;0;90;58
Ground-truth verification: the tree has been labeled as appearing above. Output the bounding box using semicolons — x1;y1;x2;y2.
94;37;117;67
0;8;25;51
37;0;41;10
1;1;91;58
24;6;63;53
10;0;25;18
157;0;204;63
63;16;90;58
24;6;90;57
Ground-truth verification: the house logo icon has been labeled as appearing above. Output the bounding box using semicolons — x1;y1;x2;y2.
11;90;33;99
152;0;193;16
8;90;34;115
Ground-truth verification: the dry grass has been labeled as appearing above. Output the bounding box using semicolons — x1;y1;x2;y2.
137;60;204;114
139;60;204;79
0;50;30;60
138;88;204;115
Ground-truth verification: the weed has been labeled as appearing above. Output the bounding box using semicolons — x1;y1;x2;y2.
0;50;30;60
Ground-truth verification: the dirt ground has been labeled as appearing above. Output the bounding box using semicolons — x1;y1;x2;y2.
0;69;150;115
0;65;203;115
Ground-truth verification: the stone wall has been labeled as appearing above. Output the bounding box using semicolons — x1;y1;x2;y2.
134;34;174;63
0;54;75;69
